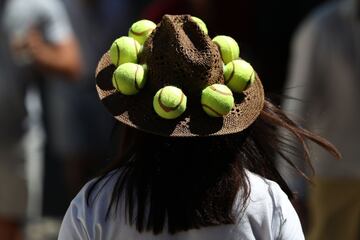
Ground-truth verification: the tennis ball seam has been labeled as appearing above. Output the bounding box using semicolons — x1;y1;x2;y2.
201;84;234;117
115;42;121;66
214;37;233;63
112;73;123;94
244;70;255;89
129;28;152;37
226;60;255;92
224;61;235;84
134;65;141;90
158;88;184;112
210;85;233;96
133;39;139;56
201;104;223;117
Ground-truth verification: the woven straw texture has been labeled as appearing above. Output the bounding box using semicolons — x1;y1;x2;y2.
95;15;264;137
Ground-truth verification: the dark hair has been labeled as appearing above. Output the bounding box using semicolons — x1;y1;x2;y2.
87;99;340;234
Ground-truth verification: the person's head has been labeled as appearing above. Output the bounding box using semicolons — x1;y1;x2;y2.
90;14;340;234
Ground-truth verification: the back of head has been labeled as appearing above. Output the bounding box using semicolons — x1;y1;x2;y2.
104;125;249;233
92;14;341;235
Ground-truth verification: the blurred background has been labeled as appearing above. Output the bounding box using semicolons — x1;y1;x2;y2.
0;0;359;239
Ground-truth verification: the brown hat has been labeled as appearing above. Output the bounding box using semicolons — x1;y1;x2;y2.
95;14;264;137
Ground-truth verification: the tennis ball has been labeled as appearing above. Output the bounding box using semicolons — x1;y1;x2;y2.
153;86;187;119
129;19;157;45
109;36;141;66
201;84;234;117
224;59;255;93
191;16;208;34
112;63;146;95
212;35;240;64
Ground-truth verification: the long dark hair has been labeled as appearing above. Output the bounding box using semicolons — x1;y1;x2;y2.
86;99;340;234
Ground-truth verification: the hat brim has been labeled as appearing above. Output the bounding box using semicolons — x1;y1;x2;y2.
96;52;265;137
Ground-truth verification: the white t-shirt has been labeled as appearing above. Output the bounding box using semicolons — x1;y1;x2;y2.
0;0;74;146
58;170;304;240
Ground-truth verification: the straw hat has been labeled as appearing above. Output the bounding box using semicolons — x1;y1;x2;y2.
95;14;264;137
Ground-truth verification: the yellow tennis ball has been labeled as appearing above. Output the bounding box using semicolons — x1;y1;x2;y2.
128;19;157;45
224;59;255;93
191;16;208;34
109;36;141;66
201;84;234;117
112;63;147;95
153;86;187;119
212;35;240;64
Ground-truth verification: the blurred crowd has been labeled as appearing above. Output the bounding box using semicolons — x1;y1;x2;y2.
0;0;358;239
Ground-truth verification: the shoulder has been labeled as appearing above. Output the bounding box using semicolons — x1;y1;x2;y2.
240;171;304;239
71;170;121;213
58;170;121;239
67;171;121;221
244;170;290;213
246;170;285;196
245;171;297;219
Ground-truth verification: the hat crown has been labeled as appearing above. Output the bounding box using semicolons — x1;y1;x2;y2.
141;15;223;97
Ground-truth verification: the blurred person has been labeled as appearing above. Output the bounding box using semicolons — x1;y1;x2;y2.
0;0;81;239
41;0;144;214
282;0;360;239
41;0;118;214
58;14;340;240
